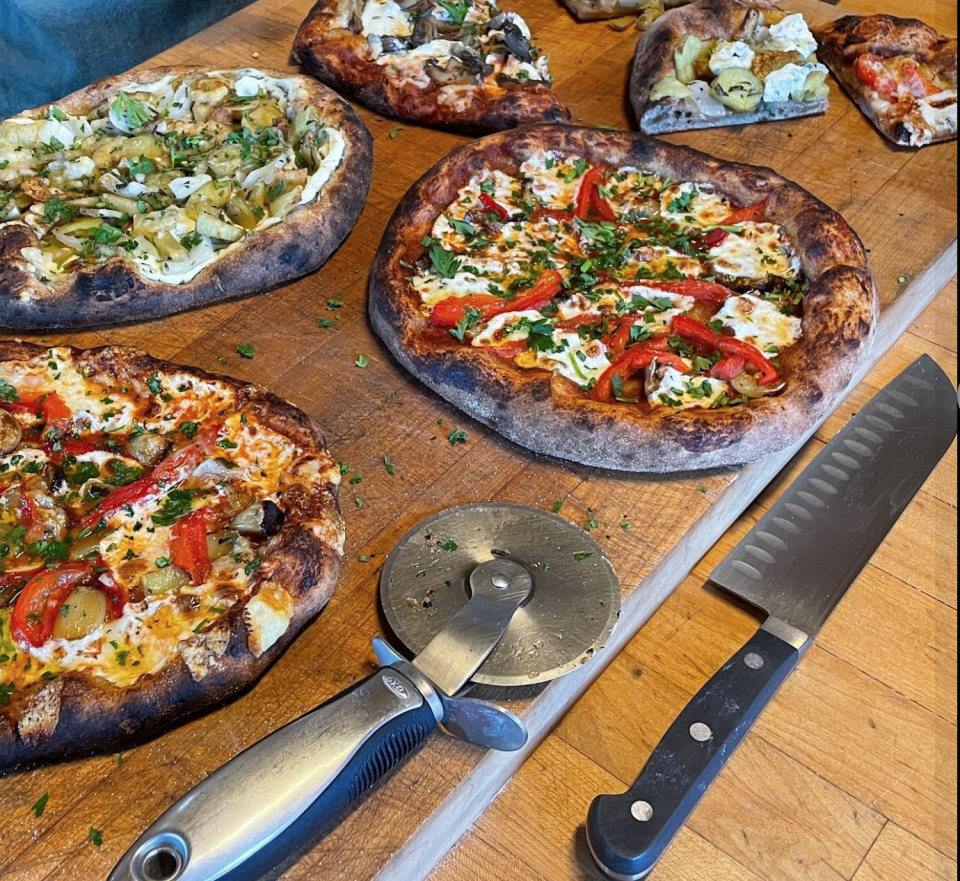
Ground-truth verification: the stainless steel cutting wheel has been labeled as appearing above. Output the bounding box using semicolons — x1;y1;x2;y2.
381;502;622;687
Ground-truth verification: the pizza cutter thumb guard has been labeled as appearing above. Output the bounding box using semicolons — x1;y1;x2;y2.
110;503;621;881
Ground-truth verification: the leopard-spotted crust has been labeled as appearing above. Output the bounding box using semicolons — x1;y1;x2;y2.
369;124;878;473
0;342;344;772
0;67;373;331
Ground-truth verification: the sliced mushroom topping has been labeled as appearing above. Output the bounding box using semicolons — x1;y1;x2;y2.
0;410;22;456
126;431;173;468
493;21;533;62
231;500;286;538
380;35;414;53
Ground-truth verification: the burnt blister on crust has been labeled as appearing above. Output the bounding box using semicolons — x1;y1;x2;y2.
369;124;879;473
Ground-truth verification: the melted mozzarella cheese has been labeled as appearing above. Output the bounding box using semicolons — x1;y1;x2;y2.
763;13;818;59
659;183;731;226
648;366;730;409
378;40;456;87
520;153;583;208
536;333;609;387
763;63;828;103
471;310;544;346
710;41;755;75
714;294;801;355
620;286;695;330
707;222;799;279
361;0;414;36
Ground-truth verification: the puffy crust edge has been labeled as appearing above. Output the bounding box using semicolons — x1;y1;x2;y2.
0;342;344;773
292;0;570;132
0;67;374;331
368;124;878;473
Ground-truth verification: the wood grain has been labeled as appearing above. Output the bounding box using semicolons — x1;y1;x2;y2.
0;0;956;878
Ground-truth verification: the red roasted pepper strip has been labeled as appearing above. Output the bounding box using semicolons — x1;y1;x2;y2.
671;315;779;385
10;563;94;649
19;492;37;526
708;355;746;381
2;392;72;426
700;198;770;249
171;509;212;585
643;279;739;302
590;343;690;403
479;192;510;221
429;270;565;329
575;167;616;222
81;423;223;528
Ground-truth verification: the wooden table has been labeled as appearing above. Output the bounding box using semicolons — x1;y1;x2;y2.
0;0;955;878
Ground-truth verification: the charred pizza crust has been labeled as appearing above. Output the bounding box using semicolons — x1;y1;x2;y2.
293;0;569;132
631;0;829;133
0;342;344;772
816;15;958;146
369;125;878;473
0;68;373;331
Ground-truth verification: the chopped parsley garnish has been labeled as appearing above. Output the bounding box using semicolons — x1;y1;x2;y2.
152;489;195;526
111;91;152;129
429;245;461;279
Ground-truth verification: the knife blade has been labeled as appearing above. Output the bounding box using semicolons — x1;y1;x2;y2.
587;355;957;881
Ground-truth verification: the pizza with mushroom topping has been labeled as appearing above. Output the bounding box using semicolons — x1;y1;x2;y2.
370;125;878;472
815;14;957;147
0;67;373;330
0;342;343;770
293;0;569;131
631;0;831;134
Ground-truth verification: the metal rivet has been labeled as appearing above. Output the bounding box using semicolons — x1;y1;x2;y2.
630;801;654;822
690;722;713;743
491;574;510;589
745;653;765;670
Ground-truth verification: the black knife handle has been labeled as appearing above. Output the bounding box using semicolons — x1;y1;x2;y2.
587;625;802;880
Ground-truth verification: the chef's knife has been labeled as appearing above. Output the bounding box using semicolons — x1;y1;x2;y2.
587;354;957;881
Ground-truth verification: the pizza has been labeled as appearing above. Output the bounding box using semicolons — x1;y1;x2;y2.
631;0;831;133
816;15;957;147
293;0;569;131
0;342;343;770
369;125;878;473
0;67;373;331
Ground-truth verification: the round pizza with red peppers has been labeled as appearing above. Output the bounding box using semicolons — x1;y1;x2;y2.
0;342;343;771
370;125;878;472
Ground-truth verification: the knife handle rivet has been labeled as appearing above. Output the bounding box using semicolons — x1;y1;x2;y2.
690;723;713;743
630;801;654;822
491;573;511;589
744;653;765;670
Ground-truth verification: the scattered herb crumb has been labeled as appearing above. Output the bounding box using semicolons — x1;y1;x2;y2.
32;793;49;818
355;355;370;368
447;428;468;446
89;828;104;847
389;126;403;139
236;343;255;359
697;486;709;494
384;456;396;475
439;540;458;552
552;500;563;514
317;317;337;328
620;521;632;530
897;276;908;284
573;552;593;562
355;497;364;509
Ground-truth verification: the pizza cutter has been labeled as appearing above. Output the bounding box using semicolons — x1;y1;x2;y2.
110;502;621;881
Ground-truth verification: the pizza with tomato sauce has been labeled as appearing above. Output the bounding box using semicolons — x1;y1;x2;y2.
370;125;878;472
0;342;343;770
816;15;957;147
293;0;568;131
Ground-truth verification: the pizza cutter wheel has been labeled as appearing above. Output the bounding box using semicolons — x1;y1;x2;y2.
381;502;622;687
111;503;621;881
